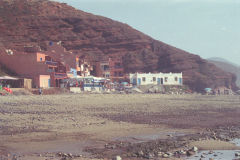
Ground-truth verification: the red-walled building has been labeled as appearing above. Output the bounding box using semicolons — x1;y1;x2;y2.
76;55;93;77
93;57;125;82
0;41;128;88
0;49;68;88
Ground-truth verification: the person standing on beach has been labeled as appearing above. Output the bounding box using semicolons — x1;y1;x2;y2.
38;87;42;95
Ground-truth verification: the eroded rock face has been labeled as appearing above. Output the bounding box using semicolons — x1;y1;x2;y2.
0;0;237;91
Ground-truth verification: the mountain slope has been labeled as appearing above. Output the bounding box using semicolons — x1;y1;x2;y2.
0;68;7;76
208;58;240;87
0;0;237;91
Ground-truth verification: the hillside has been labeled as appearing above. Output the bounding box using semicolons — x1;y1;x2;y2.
0;62;17;76
0;0;237;91
0;69;7;76
0;65;9;76
208;58;240;87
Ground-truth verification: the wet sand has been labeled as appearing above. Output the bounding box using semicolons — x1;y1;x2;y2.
189;140;240;150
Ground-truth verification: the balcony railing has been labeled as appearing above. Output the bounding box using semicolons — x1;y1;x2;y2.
45;61;58;66
53;72;68;79
47;69;55;73
114;66;123;69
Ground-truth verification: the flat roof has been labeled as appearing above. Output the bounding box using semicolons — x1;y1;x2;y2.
0;76;19;80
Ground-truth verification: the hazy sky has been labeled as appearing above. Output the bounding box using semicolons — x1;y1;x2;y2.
55;0;240;65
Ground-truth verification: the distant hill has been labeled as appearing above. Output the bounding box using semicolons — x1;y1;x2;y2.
0;0;238;91
208;58;240;87
208;57;239;67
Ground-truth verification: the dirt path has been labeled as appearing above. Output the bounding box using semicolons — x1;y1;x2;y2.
0;94;240;159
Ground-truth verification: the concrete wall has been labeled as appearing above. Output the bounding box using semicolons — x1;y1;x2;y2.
130;72;183;86
70;87;82;93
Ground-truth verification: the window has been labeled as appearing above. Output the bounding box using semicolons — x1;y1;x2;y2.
103;65;109;71
115;62;121;68
175;77;178;81
153;77;156;81
119;72;123;76
142;77;146;82
164;77;168;82
114;72;118;76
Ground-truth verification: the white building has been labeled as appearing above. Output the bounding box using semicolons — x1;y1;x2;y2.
129;72;183;86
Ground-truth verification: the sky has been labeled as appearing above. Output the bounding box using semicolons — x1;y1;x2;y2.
55;0;240;65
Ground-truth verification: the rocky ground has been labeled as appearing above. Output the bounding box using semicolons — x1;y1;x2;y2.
0;93;240;160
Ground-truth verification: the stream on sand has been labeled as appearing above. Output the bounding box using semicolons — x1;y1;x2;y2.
188;139;240;160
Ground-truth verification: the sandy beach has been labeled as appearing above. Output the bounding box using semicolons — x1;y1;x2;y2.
0;94;240;160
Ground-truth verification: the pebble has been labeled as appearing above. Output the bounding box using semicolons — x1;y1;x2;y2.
112;155;122;160
235;152;240;157
166;152;173;157
157;152;163;157
167;134;173;137
187;150;195;156
192;146;198;152
201;154;205;158
138;150;144;156
162;153;169;158
146;153;154;159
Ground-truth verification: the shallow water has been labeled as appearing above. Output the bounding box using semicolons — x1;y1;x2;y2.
8;139;95;157
188;138;240;160
187;150;240;160
233;138;240;146
114;131;186;143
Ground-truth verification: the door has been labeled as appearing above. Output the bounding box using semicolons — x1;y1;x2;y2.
133;78;137;85
138;78;141;85
157;78;161;85
179;78;182;84
48;79;51;87
158;78;163;84
55;79;59;87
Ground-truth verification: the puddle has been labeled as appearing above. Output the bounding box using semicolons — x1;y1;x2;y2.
7;139;99;157
187;150;240;160
188;139;240;160
233;138;240;146
114;132;186;143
